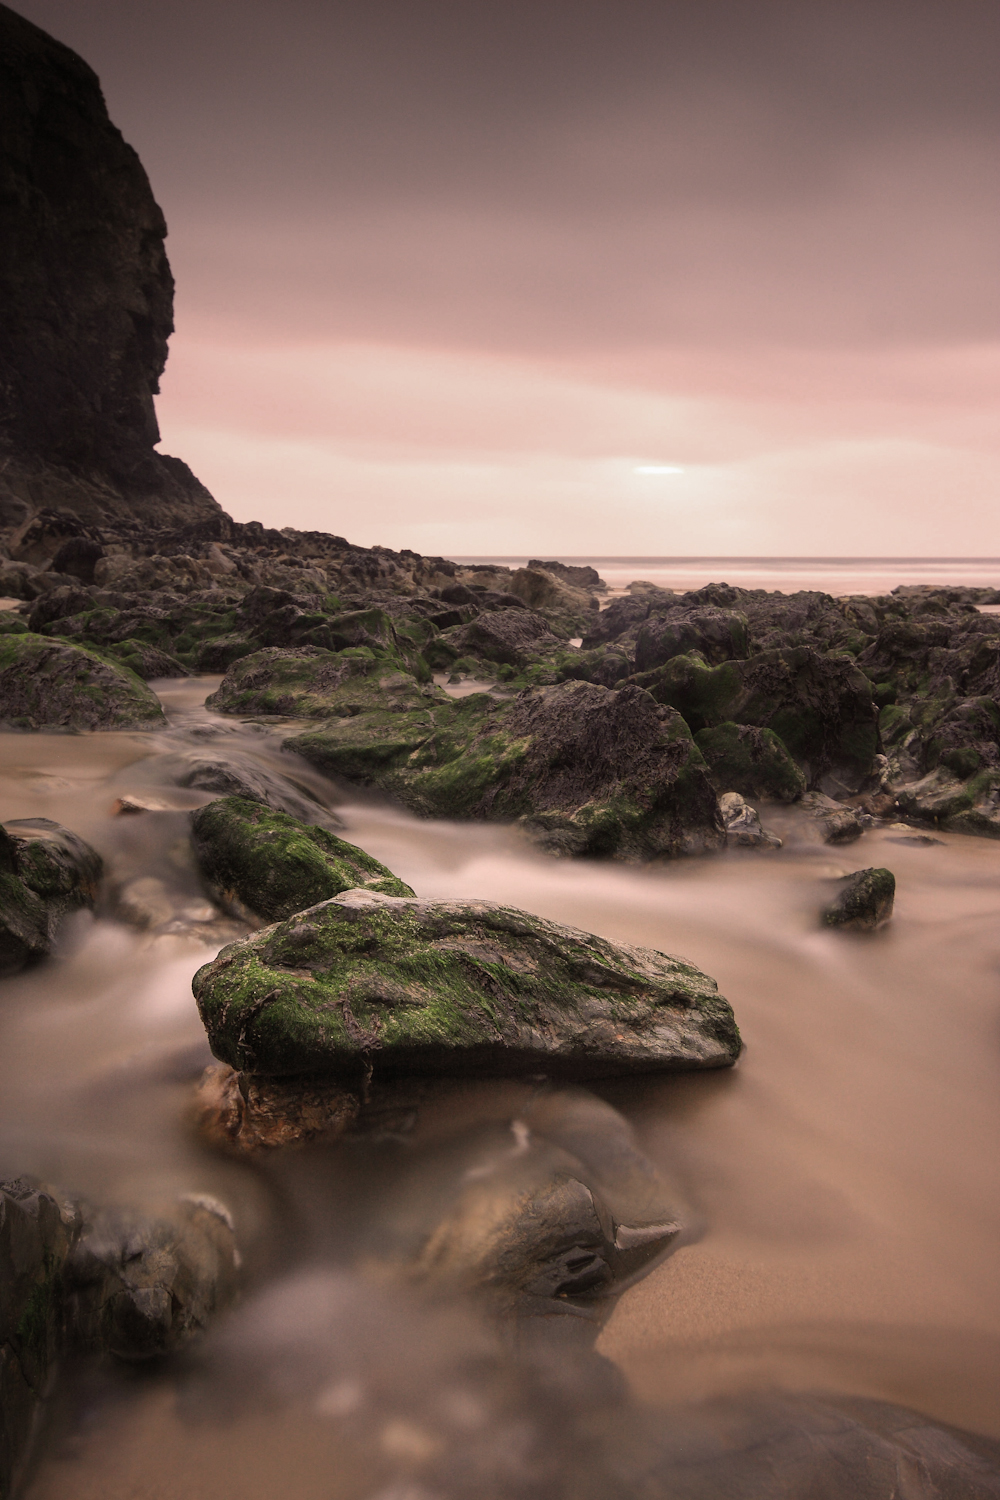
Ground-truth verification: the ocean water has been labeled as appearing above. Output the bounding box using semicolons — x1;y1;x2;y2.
455;557;1000;597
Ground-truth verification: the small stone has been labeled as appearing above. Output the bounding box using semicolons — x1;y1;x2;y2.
718;792;781;849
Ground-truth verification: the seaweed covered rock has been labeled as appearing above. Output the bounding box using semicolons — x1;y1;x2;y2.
432;607;562;669
694;722;806;802
822;867;895;931
0;818;103;975
0;634;165;730
191;796;413;922
289;680;725;861
205;645;439;718
192;887;741;1079
640;645;877;790
633;608;750;672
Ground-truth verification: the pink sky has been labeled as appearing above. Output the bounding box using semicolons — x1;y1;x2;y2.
15;0;1000;554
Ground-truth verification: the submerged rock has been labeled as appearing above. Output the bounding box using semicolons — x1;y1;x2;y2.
822;867;895;931
0;818;103;975
191;796;414;923
0;635;166;730
0;1178;81;1500
192;887;741;1080
800;791;867;844
289;679;725;862
65;1195;239;1360
718;792;781;849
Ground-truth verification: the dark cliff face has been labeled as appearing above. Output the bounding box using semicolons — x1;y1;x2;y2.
0;3;224;527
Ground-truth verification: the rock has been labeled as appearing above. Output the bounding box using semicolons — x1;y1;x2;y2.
205;645;438;718
102;638;189;680
633;608;750;671
821;867;895;930
800;791;867;844
0;818;103;975
65;1195;239;1360
26;583;96;635
0;1178;81;1500
718;792;781;849
190;795;414;922
694;722;806;802
504;566;598;623
527;560;606;592
580;595;650;649
193;1063;360;1153
288;679;726;861
0;8;223;526
440;607;563;668
50;536;105;584
192;887;741;1079
169;753;342;826
640;645;878;791
0;635;166;730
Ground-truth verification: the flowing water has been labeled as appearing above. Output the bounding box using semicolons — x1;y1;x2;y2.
3;569;1000;1496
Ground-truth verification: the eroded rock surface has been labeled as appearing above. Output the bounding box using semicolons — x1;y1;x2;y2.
0;634;165;730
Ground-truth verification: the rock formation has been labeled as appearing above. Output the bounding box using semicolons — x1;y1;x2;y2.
0;3;224;527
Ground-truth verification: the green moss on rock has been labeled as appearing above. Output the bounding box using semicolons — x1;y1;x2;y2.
0;634;165;731
822;867;895;930
694;722;806;802
192;888;741;1079
191;796;414;922
205;646;444;719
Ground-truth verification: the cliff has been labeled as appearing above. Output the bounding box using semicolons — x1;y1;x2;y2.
0;3;224;527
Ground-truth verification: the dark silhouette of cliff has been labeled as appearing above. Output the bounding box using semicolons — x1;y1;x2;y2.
0;3;225;527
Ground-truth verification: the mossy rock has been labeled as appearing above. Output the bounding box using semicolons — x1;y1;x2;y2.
694;722;806;802
102;639;188;680
822;867;895;930
205;645;443;718
634;608;750;672
0;614;28;635
192;888;742;1079
0;818;103;975
190;796;414;922
0;634;165;730
288;680;725;861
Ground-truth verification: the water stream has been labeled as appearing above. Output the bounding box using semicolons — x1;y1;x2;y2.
2;669;999;1496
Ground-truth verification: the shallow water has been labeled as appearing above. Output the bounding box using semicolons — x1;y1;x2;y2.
2;675;999;1496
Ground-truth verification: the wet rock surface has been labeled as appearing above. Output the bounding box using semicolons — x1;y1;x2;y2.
0;635;166;731
822;867;896;931
191;795;414;923
192;887;741;1080
0;818;102;976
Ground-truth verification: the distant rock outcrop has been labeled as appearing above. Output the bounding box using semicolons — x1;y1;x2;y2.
0;3;224;527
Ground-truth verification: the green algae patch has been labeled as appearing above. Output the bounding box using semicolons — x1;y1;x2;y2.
191;796;414;923
694;722;806;803
192;888;741;1079
0;634;165;731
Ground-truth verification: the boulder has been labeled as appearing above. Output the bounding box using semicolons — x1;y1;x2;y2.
639;646;877;791
102;638;188;680
718;792;781;849
581;595;650;649
440;607;563;668
0;818;103;975
633;608;750;672
288;679;726;861
694;722;806;802
0;635;166;730
205;645;437;718
192;887;741;1080
821;867;895;930
190;796;414;922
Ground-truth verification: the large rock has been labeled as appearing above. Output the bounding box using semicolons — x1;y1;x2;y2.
0;634;165;730
191;796;414;922
633;608;750;671
641;645;877;790
438;607;563;668
205;645;438;718
192;887;741;1080
0;5;223;525
0;818;103;975
0;1179;81;1500
289;679;726;861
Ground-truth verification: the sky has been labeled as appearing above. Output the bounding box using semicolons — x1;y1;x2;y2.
13;0;1000;556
